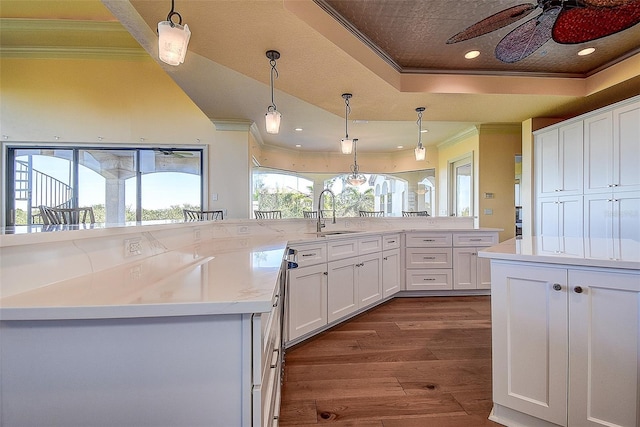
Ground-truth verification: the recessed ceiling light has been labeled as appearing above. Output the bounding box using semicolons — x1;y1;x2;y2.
295;144;301;148
421;129;428;133
397;145;404;149
295;128;303;131
465;50;480;59
578;47;595;56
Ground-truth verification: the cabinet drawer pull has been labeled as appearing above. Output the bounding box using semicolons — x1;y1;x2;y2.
469;238;482;241
323;271;328;275
423;239;436;242
383;257;388;260
301;253;316;257
423;256;436;260
423;278;436;281
388;240;396;243
553;283;562;291
574;286;584;294
270;348;280;368
273;294;279;307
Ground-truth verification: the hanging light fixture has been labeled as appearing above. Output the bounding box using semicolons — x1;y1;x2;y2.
346;138;367;186
340;93;353;154
414;107;426;161
265;50;281;134
157;0;191;66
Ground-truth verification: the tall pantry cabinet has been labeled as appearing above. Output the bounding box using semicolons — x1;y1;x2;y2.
535;96;640;259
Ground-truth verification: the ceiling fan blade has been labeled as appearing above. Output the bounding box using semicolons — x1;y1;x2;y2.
495;7;560;63
447;3;538;44
552;2;640;44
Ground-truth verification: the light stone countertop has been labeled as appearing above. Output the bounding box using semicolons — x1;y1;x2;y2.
478;237;640;270
0;224;502;321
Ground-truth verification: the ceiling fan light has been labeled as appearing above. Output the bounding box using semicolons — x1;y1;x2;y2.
340;138;353;154
415;145;426;161
464;50;480;59
265;110;281;134
157;21;191;66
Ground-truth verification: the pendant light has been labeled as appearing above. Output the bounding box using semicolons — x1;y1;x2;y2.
346;139;367;186
340;93;353;154
414;107;426;161
157;0;191;66
265;50;281;134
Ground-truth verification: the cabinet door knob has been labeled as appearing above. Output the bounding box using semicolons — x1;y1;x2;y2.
323;271;328;276
553;283;562;291
574;286;584;294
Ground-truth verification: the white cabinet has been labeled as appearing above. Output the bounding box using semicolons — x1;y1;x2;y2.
584;101;640;194
327;251;382;323
382;248;400;298
286;242;328;342
405;232;453;291
536;121;583;197
490;260;640;427
536;195;583;256
452;247;491;290
584;191;640;261
287;263;327;341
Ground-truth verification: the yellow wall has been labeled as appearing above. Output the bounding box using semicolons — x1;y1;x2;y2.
478;125;521;241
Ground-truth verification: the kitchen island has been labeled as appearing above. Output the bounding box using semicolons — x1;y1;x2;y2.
479;237;640;427
0;216;497;427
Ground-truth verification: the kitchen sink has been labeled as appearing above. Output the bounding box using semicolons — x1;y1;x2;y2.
316;230;360;237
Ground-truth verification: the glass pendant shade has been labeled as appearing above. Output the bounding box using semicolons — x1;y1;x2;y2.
157;21;191;66
346;174;367;186
415;145;426;161
340;138;353;154
265;110;281;134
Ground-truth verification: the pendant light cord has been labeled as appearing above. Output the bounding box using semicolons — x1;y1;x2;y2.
269;58;278;112
166;0;182;26
344;97;351;139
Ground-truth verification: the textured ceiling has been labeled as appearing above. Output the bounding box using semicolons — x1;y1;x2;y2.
319;0;640;75
2;0;640;154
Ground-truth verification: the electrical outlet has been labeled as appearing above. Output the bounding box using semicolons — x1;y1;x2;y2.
194;228;201;242
124;238;142;257
237;225;249;235
129;264;142;280
344;220;352;228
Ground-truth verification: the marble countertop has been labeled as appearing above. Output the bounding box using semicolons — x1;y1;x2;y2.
0;236;289;321
478;237;640;270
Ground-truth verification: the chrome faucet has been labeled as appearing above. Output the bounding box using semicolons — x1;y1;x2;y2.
317;189;336;232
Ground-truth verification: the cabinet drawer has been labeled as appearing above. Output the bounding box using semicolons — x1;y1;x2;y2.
405;233;452;247
290;243;327;267
452;232;498;247
406;269;453;291
405;248;452;269
328;239;359;261
358;236;383;255
382;234;400;250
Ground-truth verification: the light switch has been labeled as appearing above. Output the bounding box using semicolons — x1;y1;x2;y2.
484;208;493;215
211;193;218;201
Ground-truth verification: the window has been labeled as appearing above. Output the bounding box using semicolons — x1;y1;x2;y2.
5;146;203;226
252;167;436;218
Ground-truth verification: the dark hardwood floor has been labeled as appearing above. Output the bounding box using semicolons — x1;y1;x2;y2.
279;296;501;426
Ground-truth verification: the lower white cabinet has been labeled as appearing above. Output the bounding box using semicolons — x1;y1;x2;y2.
490;260;640;427
382;248;400;298
452;247;491;290
327;252;382;323
287;263;327;341
536;195;584;256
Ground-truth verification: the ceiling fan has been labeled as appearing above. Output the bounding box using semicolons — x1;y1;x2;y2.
155;148;195;158
447;0;640;63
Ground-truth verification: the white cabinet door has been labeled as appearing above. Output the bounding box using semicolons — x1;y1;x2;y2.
327;257;358;323
585;191;640;261
536;123;583;197
287;264;327;341
491;262;568;426
585;101;640;194
405;269;452;291
382;249;400;298
568;269;640;427
537;195;583;255
453;247;475;290
453;247;492;290
358;252;382;308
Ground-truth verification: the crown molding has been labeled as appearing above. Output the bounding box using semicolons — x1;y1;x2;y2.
437;126;479;149
0;47;148;60
211;119;253;132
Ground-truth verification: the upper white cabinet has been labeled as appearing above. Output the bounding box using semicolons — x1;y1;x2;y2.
584;101;640;194
536;121;583;197
536;195;583;256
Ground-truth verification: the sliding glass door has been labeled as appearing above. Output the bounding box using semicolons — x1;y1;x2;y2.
5;146;203;226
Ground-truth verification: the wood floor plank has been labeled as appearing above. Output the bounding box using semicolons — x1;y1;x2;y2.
279;296;501;426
